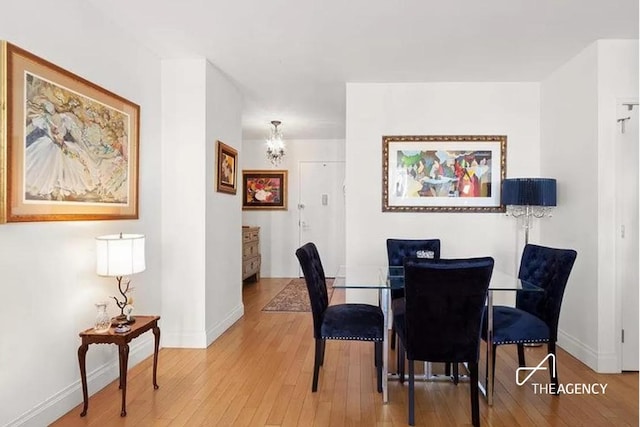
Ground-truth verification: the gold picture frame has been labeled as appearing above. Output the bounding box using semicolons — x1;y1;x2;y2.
216;140;238;194
0;41;140;222
382;135;507;212
242;169;288;210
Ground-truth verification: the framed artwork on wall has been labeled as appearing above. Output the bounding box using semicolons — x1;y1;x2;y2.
0;41;140;223
242;169;288;210
216;140;238;194
382;135;507;212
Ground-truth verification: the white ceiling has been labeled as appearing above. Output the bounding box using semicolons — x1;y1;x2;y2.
86;0;638;140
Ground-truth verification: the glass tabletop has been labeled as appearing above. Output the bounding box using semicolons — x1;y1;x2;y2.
333;265;543;292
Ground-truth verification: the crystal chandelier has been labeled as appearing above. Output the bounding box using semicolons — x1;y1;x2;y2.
266;120;285;166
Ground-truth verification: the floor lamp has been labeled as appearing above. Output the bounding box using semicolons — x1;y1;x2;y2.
502;178;556;347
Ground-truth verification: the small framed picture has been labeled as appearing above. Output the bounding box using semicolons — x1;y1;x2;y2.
242;170;288;210
216;140;238;194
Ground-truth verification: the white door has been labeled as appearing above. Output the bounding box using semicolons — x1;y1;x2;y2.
298;161;346;277
616;101;639;371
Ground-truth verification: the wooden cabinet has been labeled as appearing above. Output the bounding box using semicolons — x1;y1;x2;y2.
242;226;261;282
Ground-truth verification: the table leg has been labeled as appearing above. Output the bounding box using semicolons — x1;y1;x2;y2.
381;287;390;403
486;291;494;406
118;352;124;389
119;344;129;416
78;344;89;417
152;325;160;389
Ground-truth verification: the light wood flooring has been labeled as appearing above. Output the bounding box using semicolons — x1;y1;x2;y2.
52;278;638;426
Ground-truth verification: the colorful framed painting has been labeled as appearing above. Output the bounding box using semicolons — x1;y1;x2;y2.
0;41;140;223
382;135;506;212
242;170;288;210
216;140;238;194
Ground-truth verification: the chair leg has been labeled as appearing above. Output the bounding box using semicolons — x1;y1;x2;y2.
484;342;489;390
320;339;326;366
469;361;480;427
453;363;459;385
398;340;405;384
391;324;396;350
517;343;526;367
445;362;451;376
312;339;323;392
548;341;559;394
408;360;415;426
375;341;383;393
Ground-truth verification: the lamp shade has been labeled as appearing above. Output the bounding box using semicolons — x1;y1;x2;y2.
502;178;557;206
96;234;146;277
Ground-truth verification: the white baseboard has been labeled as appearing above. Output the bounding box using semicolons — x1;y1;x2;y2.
206;303;244;346
161;303;244;348
162;329;209;348
7;336;155;427
557;328;619;373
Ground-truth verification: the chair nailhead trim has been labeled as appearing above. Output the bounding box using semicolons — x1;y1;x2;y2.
322;336;383;341
494;339;548;345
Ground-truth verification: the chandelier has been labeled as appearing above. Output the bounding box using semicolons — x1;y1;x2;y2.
266;120;285;166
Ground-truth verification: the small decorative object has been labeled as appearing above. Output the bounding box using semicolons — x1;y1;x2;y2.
114;324;131;334
94;302;111;333
416;250;435;259
125;305;134;322
382;135;507;212
96;233;146;324
265;120;286;166
216;140;238;194
242;170;288;210
0;41;140;223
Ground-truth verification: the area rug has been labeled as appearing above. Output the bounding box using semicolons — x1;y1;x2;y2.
262;278;334;312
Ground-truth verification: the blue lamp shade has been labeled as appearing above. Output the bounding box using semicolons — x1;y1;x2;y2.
502;178;557;206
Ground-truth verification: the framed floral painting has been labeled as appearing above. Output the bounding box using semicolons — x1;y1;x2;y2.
242;170;287;210
0;41;140;222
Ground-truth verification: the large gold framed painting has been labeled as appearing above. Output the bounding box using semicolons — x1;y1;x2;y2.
0;42;140;223
382;135;506;212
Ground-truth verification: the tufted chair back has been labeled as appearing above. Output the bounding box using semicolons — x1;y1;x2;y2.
516;244;577;342
295;242;329;339
386;238;441;266
386;239;441;300
401;257;494;363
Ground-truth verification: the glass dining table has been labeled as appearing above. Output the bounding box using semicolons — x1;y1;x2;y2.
333;265;543;405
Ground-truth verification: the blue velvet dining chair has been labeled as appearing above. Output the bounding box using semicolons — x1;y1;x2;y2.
295;242;384;393
482;244;577;393
394;257;494;426
386;239;459;380
386;238;441;351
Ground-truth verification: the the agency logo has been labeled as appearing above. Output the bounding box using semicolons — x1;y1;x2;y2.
516;353;608;395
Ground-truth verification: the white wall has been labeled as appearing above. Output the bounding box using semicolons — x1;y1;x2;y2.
345;83;541;303
160;59;208;346
204;61;244;344
540;43;600;369
242;139;345;277
161;59;244;347
0;1;162;425
541;40;639;372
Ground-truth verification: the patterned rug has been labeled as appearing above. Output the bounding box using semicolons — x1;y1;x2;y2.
262;278;334;312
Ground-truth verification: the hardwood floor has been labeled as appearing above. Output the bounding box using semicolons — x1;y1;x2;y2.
52;278;638;426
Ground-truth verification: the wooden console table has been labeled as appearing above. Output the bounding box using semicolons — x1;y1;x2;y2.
78;315;160;417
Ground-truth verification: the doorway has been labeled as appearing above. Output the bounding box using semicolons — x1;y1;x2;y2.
298;161;346;277
616;100;639;371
